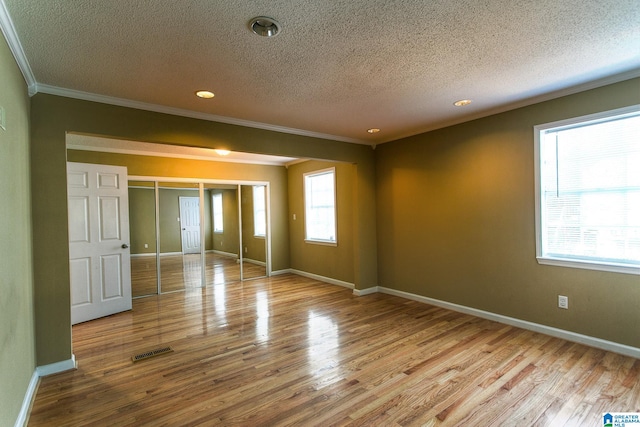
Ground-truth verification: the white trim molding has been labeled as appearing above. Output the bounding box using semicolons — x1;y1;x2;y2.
376;287;640;359
16;355;78;426
39;84;366;145
14;372;39;427
290;269;354;290
243;258;266;267
353;286;379;296
0;0;36;93
35;355;77;377
212;250;238;259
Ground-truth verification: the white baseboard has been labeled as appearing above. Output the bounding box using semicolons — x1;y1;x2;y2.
243;258;266;267
270;268;292;276
353;286;379;296
376;287;640;359
213;250;238;258
133;251;234;258
16;355;77;427
14;371;39;427
35;354;77;377
290;269;354;290
159;252;183;257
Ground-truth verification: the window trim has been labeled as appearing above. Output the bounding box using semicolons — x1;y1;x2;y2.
303;167;337;246
533;104;640;276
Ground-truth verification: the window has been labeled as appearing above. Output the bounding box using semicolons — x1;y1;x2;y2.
304;168;336;244
253;185;266;237
212;193;223;233
534;105;640;275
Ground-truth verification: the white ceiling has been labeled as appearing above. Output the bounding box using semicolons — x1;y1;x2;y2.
2;0;639;145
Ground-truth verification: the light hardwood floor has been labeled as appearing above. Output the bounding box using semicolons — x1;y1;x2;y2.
131;253;267;297
29;275;639;426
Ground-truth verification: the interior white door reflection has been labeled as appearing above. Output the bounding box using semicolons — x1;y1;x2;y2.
179;196;201;254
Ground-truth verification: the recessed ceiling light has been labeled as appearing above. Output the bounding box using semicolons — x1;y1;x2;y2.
249;16;282;37
453;99;472;107
214;149;231;156
196;90;215;99
367;128;381;134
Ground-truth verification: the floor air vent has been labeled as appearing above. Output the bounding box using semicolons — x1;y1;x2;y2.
132;346;174;362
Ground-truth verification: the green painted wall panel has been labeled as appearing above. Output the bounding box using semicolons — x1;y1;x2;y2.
376;78;640;348
0;35;36;426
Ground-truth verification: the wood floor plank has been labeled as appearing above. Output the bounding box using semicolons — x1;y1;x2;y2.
28;274;639;426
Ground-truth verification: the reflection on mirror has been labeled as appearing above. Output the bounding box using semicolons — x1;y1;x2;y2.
158;182;207;293
128;179;269;298
128;181;158;297
241;185;268;280
206;184;241;285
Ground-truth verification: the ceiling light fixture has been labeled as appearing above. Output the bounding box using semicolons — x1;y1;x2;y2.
249;16;282;37
214;149;231;156
196;90;215;99
367;128;381;134
453;99;472;107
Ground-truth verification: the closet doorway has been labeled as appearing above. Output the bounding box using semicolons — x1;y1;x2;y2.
128;177;270;298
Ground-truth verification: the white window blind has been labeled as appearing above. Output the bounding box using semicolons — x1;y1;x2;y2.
304;168;336;243
253;185;266;237
212;193;223;233
535;106;640;274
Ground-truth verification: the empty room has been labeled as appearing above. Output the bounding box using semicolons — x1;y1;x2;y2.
1;1;638;426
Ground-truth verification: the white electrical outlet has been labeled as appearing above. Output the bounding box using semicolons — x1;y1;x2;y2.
558;295;569;309
144;244;148;249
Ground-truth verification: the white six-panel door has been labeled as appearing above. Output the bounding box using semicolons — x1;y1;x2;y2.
67;162;132;324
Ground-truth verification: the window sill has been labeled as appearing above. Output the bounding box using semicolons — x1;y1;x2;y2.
305;239;337;247
536;256;640;275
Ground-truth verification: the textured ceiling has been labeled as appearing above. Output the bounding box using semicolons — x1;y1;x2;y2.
3;0;640;144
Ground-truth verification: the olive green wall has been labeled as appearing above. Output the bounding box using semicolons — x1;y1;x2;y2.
0;35;36;426
376;78;640;348
128;187;156;254
288;160;356;284
32;94;377;365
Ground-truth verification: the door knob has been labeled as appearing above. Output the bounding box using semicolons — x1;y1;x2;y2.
121;243;129;249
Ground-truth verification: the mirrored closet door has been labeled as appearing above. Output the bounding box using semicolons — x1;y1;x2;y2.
128;181;158;297
128;179;269;297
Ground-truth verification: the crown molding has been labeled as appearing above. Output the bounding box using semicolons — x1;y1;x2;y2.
66;133;301;167
0;0;36;93
33;83;369;145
